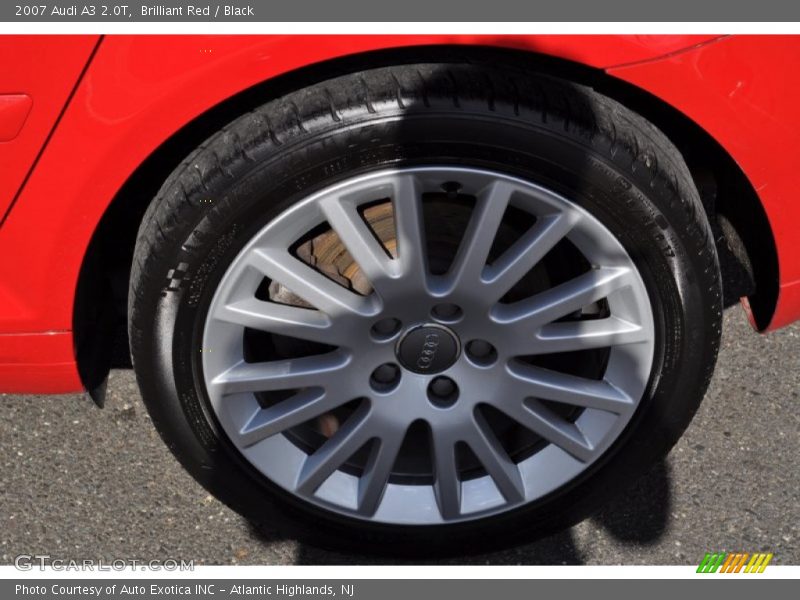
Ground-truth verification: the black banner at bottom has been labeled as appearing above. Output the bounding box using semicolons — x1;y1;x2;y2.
3;579;794;600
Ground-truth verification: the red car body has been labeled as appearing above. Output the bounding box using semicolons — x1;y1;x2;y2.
1;34;798;394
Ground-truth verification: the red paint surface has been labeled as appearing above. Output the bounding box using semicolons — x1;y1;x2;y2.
0;36;99;218
0;34;795;393
0;332;80;393
0;94;33;141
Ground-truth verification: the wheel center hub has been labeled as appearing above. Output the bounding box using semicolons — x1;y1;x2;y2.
396;324;460;374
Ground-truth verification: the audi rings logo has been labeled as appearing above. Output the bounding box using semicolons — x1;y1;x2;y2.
416;334;440;369
397;324;459;374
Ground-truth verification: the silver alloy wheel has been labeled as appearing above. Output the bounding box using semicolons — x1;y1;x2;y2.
201;167;655;525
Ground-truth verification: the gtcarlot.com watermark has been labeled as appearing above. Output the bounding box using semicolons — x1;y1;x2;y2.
14;555;194;571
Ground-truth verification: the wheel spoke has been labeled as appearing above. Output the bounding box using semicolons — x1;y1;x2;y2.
319;196;398;292
492;266;632;329
498;399;595;463
296;404;373;494
210;352;349;395
432;435;461;519
391;174;428;286
215;298;342;345
445;180;513;290
466;412;525;503
483;212;578;300
356;428;407;516
248;247;377;317
237;387;344;447
506;362;634;413
509;316;648;356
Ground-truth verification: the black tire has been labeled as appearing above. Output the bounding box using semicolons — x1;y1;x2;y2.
129;62;722;556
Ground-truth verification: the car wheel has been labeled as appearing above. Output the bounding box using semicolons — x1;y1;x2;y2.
129;62;722;555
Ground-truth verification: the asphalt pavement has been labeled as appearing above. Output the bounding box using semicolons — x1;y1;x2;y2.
1;308;798;565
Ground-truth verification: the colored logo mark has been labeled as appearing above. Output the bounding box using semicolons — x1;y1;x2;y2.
696;552;773;573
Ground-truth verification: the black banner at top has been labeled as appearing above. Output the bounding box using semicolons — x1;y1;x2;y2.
3;0;800;22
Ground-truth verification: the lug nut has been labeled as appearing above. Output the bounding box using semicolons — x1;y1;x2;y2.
372;363;399;383
371;317;402;340
430;376;456;397
467;340;492;358
466;339;498;366
370;363;401;392
431;303;463;322
427;376;459;407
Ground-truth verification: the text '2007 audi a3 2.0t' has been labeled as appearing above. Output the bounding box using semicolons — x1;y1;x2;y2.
0;34;797;554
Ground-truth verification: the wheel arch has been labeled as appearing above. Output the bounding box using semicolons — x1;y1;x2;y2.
73;43;777;403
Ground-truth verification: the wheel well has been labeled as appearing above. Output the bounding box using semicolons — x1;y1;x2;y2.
73;44;778;403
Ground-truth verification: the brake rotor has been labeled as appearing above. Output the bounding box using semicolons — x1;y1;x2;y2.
269;202;397;306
